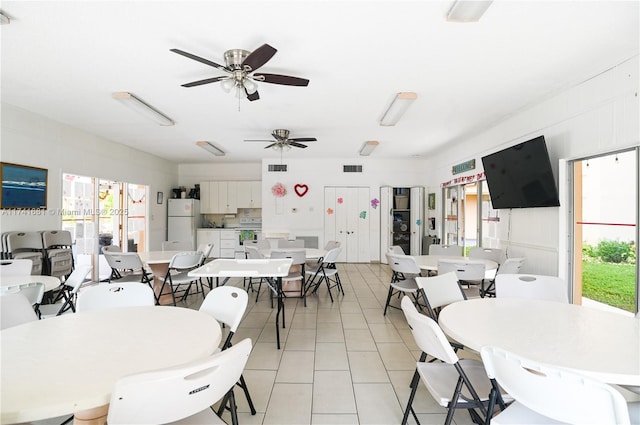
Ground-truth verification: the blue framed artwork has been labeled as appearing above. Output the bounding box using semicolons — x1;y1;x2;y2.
1;162;48;209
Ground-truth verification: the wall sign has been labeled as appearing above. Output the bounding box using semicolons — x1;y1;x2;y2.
452;159;475;175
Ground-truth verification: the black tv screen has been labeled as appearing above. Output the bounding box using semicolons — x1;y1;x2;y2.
481;136;560;209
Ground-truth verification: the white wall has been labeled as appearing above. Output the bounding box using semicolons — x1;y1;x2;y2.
426;56;639;277
0;103;178;250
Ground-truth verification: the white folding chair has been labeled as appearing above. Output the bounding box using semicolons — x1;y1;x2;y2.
481;345;638;425
107;338;252;425
5;231;44;274
38;265;92;317
415;272;466;321
468;246;505;281
41;230;74;279
495;273;568;303
159;251;205;306
104;252;153;285
77;282;155;312
429;244;462;256
199;287;256;416
270;249;307;304
304;246;344;303
400;296;506;425
1;292;39;329
383;253;421;315
438;258;487;297
483;257;525;297
0;259;33;276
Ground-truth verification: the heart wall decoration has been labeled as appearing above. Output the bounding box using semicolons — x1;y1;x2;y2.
294;184;309;197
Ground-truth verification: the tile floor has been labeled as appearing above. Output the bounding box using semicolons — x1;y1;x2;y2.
186;262;482;425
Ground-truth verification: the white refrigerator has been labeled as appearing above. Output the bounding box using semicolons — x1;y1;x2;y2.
167;199;201;250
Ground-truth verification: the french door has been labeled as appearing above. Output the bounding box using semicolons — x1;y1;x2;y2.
324;187;370;263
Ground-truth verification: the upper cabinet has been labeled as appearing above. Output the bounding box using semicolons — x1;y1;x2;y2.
200;181;260;213
236;181;262;209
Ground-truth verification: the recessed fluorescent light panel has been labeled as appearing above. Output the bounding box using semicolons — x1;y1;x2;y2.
0;10;10;25
196;141;226;156
112;92;175;126
380;92;417;126
360;141;379;156
447;0;493;22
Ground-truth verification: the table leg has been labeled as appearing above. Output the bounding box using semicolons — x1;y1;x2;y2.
145;263;174;305
275;277;284;349
73;404;109;425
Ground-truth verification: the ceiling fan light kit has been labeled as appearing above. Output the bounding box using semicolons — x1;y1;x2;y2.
112;92;175;126
196;141;225;156
446;0;493;22
380;92;417;126
360;141;380;156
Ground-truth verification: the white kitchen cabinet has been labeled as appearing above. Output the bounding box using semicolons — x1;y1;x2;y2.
219;230;236;258
199;181;239;214
236;181;262;209
196;229;220;257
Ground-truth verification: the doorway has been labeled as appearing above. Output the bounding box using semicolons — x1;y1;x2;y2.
570;148;638;314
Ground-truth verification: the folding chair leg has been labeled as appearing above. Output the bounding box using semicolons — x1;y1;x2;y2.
237;374;257;415
401;368;421;425
383;287;394;316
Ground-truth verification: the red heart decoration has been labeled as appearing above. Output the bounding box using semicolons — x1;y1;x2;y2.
294;184;309;197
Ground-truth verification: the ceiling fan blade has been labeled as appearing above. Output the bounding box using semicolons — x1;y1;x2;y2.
289;137;317;142
170;49;229;72
246;89;260;102
181;76;229;87
253;73;309;86
289;142;308;149
264;143;277;149
242;44;277;72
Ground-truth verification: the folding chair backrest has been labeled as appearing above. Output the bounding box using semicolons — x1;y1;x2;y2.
322;246;342;264
77;283;155;312
468;247;505;264
415;272;466;314
495;274;568;303
0;259;33;276
401;296;458;364
389;245;406;255
480;346;631;425
41;230;72;248
270;249;306;265
107;338;252;425
7;231;43;252
105;252;145;271
386;253;420;275
324;240;340;250
196;243;213;260
64;265;93;294
437;259;485;281
495;257;525;275
1;292;39;329
169;251;204;270
429;244;462;256
199;286;248;334
244;245;263;259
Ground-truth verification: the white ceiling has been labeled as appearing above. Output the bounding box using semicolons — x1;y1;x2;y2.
1;1;638;163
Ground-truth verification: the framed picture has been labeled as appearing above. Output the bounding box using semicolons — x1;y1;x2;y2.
156;191;163;204
0;162;48;209
428;193;436;210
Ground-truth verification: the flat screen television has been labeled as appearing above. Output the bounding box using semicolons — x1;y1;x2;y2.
481;136;560;209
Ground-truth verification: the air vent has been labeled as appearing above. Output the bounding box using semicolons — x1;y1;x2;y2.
343;165;363;173
268;164;288;172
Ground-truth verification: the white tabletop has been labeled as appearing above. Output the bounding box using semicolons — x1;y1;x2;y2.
189;258;293;278
1;306;220;424
0;275;61;292
137;250;183;264
259;247;325;260
438;298;640;386
411;255;498;272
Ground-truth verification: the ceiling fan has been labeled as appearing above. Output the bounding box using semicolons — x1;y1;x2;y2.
244;129;317;150
170;44;309;101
